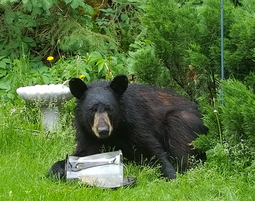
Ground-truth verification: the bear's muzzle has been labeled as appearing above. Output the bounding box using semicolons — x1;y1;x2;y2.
92;112;113;139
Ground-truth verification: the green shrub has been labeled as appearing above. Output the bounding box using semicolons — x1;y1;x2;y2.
0;0;145;101
128;38;170;87
220;80;255;148
0;51;130;102
196;79;255;171
137;0;255;102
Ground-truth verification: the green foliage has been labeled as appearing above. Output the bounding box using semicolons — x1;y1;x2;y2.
197;79;255;149
0;51;129;101
220;80;255;148
142;0;209;100
203;142;255;180
0;0;144;60
0;55;47;100
0;0;103;60
244;72;255;92
128;38;170;86
137;0;255;101
49;51;129;83
196;79;255;174
225;1;255;80
96;0;145;51
206;143;229;166
0;0;145;100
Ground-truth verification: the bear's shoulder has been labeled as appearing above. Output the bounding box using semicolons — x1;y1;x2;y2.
122;83;195;108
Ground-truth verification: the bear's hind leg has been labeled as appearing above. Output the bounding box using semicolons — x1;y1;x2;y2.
137;135;177;179
164;109;206;171
157;152;177;179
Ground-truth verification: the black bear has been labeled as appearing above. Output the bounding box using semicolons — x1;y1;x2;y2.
48;74;207;180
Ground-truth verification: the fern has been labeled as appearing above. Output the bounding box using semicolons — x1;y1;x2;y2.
59;20;117;55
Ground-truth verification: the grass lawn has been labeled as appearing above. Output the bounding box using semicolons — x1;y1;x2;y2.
1;101;255;201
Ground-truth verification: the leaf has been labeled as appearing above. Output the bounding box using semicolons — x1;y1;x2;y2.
63;0;72;4
0;74;14;90
206;143;228;163
0;61;6;69
0;69;7;77
121;13;129;22
22;37;34;43
37;66;50;73
42;0;55;11
89;51;103;64
42;74;51;84
80;3;94;15
1;58;12;64
31;7;43;17
70;0;84;9
97;60;105;73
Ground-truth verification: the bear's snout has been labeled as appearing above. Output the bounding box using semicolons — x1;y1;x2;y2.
98;126;110;138
92;112;113;138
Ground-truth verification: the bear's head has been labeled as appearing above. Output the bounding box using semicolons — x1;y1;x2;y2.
69;74;128;139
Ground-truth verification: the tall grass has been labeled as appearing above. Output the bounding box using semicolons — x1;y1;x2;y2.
1;100;255;200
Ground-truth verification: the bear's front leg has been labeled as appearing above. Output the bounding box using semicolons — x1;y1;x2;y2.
47;160;66;179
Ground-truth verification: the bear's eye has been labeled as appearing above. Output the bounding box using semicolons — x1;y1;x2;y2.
88;107;97;113
106;107;114;112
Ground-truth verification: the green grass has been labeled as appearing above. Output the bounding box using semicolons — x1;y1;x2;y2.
1;101;255;201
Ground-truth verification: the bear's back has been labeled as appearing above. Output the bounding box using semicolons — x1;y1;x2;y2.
122;83;198;113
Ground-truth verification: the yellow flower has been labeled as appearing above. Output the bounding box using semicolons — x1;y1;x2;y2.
79;74;85;79
47;56;54;61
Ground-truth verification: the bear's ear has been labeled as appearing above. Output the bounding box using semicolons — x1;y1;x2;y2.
69;78;88;99
110;74;128;95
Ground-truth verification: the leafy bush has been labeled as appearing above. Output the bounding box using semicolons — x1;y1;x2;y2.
0;0;145;100
137;0;255;102
196;79;255;171
128;38;170;86
0;0;99;61
0;51;130;101
141;0;224;100
220;80;255;147
244;72;255;92
0;0;144;60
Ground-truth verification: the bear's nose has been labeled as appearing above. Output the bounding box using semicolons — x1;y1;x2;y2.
98;126;109;138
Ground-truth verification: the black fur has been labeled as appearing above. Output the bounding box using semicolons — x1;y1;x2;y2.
48;74;207;180
47;160;66;179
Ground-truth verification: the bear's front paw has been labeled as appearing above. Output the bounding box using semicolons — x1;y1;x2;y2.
47;160;66;180
161;163;177;180
163;168;177;180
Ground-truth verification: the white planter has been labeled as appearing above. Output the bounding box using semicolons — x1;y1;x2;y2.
16;84;73;132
